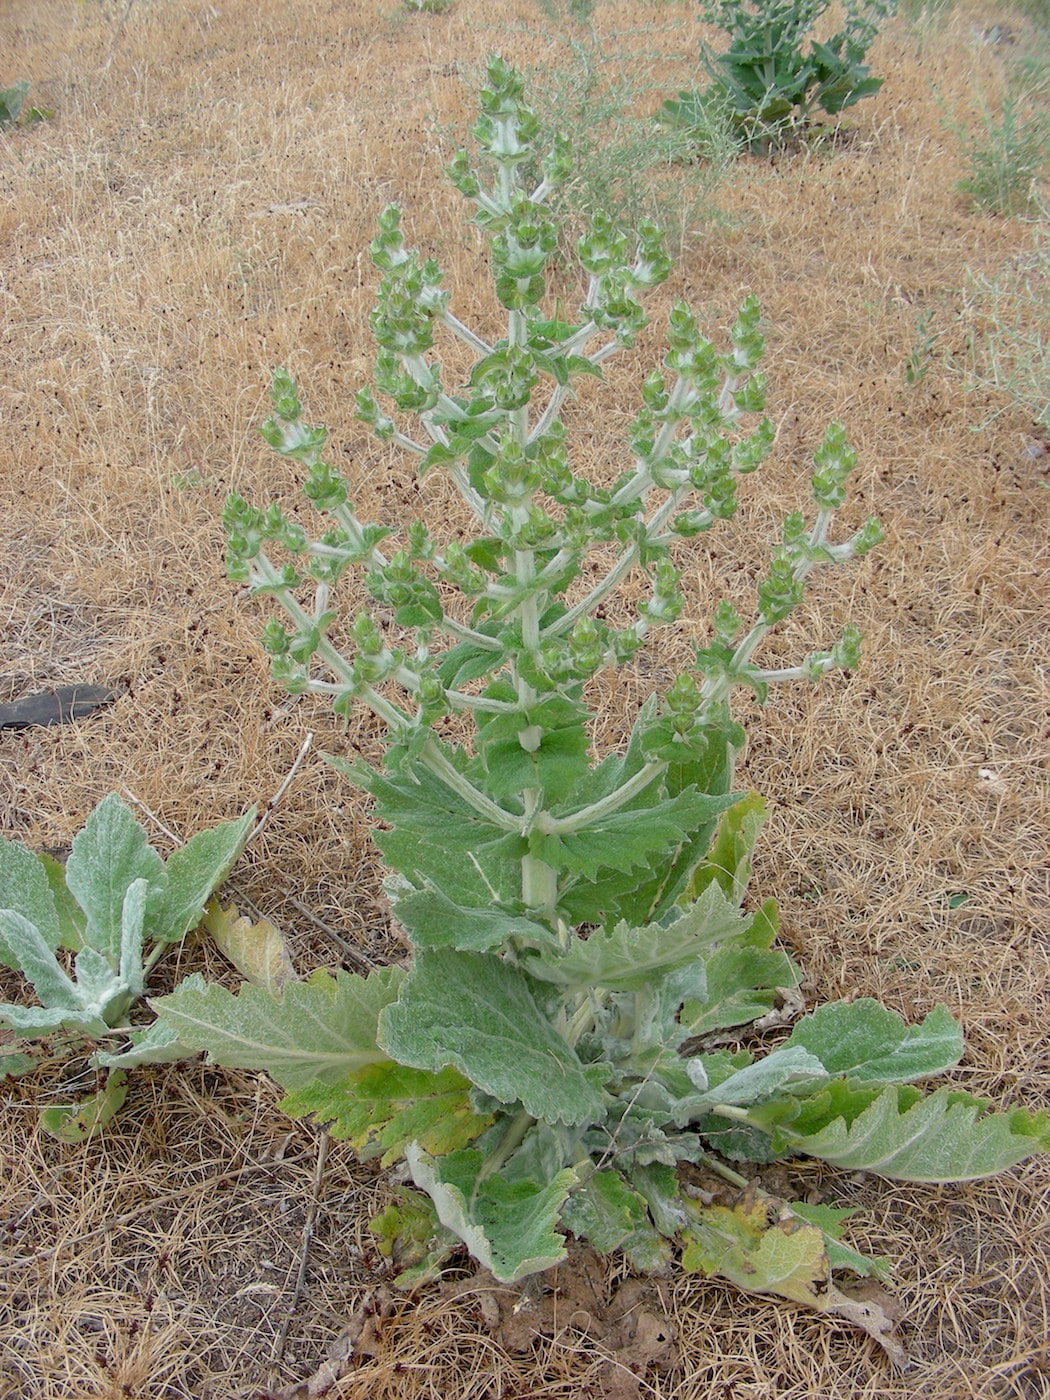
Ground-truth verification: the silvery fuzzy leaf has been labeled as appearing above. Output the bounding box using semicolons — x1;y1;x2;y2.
148;808;256;944
776;1084;1050;1182
152;965;405;1089
781;998;963;1084
64;795;166;961
379;949;606;1127
0;909;78;1010
0;837;61;968
529;881;747;992
406;1142;576;1283
688;1046;829;1110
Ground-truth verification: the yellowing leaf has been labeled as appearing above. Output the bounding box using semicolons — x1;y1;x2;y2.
281;1061;494;1166
204;899;296;993
683;1188;907;1367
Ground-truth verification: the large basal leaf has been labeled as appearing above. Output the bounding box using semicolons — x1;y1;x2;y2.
378;949;606;1126
64;794;166;961
780;998;964;1084
682;1189;906;1367
377;825;524;912
151;965;404;1090
149;808;257;944
390;884;560;955
528;881;748;992
0;837;61;968
406;1142;576;1284
772;1083;1050;1182
280;1061;494;1166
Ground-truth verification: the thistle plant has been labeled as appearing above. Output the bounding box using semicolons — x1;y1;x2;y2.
154;57;1049;1354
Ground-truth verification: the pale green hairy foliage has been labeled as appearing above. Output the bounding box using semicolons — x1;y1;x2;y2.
152;57;1049;1350
660;0;894;154
0;794;255;1138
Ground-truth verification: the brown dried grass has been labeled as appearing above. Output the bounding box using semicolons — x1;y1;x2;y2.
1;0;1048;1395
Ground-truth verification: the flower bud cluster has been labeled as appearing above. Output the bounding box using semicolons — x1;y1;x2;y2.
227;54;880;812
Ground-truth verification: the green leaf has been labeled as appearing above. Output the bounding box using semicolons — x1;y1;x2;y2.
64;794;166;961
477;699;591;804
437;641;503;689
149;808;257;944
536;788;740;884
40;854;87;950
611;722;742;926
482;725;590;804
39;1071;128;1143
0;909;78;1011
680;914;799;1038
773;1084;1050;1182
781;999;964;1084
406;1143;576;1283
151;965;405;1090
684;791;766;905
281;1061;494;1166
379;949;605;1125
391;885;560;955
627;1160;688;1236
0;81;29;126
560;1168;653;1253
529;881;748;992
0;1051;38;1078
0;837;61;968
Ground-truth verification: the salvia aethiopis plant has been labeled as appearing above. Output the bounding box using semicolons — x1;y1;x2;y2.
153;56;1049;1362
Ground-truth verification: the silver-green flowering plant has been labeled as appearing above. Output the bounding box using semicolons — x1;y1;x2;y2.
153;57;1049;1356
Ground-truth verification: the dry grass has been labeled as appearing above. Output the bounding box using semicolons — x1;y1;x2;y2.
1;0;1048;1395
